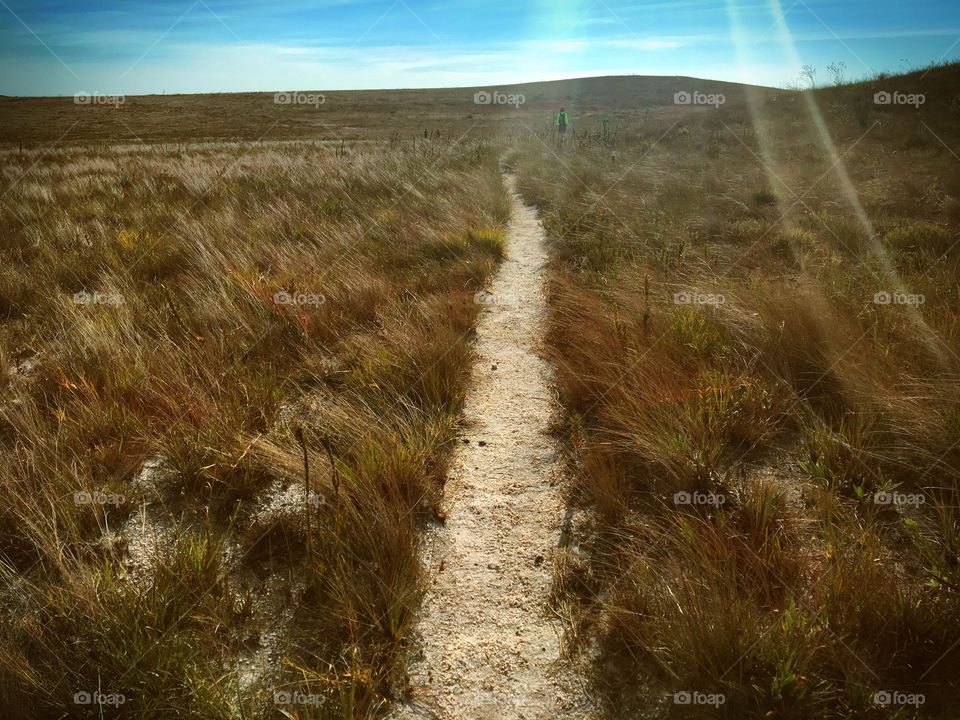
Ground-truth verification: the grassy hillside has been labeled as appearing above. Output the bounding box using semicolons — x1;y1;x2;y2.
0;74;766;145
510;61;960;719
0;137;509;718
1;61;959;718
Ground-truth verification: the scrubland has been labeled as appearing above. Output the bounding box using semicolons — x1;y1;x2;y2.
2;62;960;719
510;63;960;718
0;138;508;718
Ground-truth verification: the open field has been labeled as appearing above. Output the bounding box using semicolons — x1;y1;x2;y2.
2;62;960;719
509;63;960;718
0;76;765;145
0;135;509;718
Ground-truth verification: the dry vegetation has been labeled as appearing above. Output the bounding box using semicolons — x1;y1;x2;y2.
510;62;960;718
0;76;762;146
0;137;509;718
3;62;960;720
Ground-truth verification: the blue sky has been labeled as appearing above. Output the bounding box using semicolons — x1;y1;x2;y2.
1;0;958;95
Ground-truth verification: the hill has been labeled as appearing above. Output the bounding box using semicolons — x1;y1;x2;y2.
0;74;769;145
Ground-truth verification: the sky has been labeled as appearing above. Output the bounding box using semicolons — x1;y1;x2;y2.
0;0;958;96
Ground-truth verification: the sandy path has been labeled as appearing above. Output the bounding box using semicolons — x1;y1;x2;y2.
391;174;592;720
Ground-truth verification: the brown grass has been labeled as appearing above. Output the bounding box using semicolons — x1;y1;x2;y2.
3;61;960;719
513;62;960;718
0;137;509;718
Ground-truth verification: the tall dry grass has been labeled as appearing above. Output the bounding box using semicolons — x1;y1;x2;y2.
512;66;960;718
0;138;510;718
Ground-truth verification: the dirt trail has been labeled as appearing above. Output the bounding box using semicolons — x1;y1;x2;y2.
391;174;592;720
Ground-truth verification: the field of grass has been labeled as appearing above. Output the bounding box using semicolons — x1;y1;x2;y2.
509;62;960;718
0;136;509;718
3;62;960;719
0;75;762;146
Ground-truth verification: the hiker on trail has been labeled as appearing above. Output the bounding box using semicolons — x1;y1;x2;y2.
556;107;570;134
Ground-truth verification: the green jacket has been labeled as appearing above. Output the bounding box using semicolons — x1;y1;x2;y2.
556;111;569;127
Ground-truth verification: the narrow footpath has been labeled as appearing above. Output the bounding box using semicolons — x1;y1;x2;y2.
391;173;593;720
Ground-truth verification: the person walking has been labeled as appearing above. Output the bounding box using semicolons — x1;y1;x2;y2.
556;106;570;134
